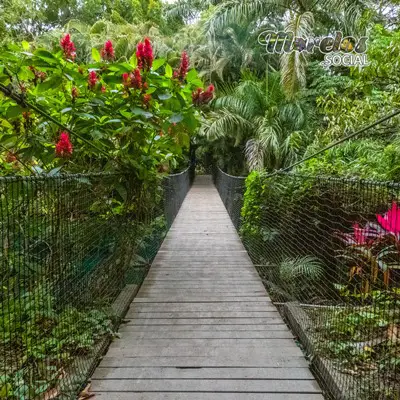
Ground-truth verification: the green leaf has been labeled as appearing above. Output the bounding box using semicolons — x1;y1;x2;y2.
92;48;101;62
34;49;60;65
165;64;173;78
104;119;122;125
158;92;172;100
132;108;153;119
37;76;62;93
169;113;184;124
21;41;30;51
61;107;72;114
6;105;25;118
0;118;13;129
146;87;157;94
152;59;166;71
48;167;62;176
190;78;203;87
186;69;198;82
103;74;122;84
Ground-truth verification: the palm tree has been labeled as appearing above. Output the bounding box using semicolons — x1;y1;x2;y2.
205;0;370;99
200;72;313;172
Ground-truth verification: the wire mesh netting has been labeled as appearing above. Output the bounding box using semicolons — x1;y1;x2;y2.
213;167;246;231
0;168;191;399
215;167;400;400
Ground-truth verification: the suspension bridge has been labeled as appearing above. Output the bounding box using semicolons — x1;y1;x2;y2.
89;175;324;399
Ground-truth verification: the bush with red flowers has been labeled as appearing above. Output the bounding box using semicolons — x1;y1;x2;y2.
0;35;206;177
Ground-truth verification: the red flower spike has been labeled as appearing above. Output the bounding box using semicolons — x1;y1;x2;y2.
192;85;214;106
71;87;79;99
6;152;17;163
122;73;130;85
88;71;98;89
130;68;142;89
176;51;189;81
55;132;73;158
136;38;154;71
101;40;115;61
143;94;152;108
60;34;76;61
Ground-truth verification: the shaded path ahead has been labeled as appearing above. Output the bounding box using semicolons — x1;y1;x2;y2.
91;176;324;399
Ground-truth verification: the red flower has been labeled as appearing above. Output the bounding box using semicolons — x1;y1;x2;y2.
28;66;46;83
130;68;142;89
88;71;98;89
136;38;154;70
6;152;17;163
101;40;115;61
143;82;149;90
19;82;27;93
143;94;152;108
101;85;106;93
192;84;214;106
71;86;79;99
22;111;31;120
122;73;130;86
60;34;76;60
55;132;73;158
176;51;189;81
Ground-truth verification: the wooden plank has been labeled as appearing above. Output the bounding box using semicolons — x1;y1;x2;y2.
110;338;296;348
128;302;278;311
133;297;269;303
116;330;293;339
97;356;310;368
92;366;314;380
94;394;324;400
91;379;321;393
118;324;289;332
105;346;303;358
126;311;280;318
123;318;285;325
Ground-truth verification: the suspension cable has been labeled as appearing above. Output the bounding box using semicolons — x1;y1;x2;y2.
268;108;400;177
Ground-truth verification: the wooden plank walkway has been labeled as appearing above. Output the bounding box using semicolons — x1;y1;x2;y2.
91;175;324;400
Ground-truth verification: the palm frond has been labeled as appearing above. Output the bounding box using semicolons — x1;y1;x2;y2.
280;256;324;282
280;11;313;99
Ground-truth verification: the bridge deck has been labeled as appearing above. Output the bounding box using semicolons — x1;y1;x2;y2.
91;175;324;399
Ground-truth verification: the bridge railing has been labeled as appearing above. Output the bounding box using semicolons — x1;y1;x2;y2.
212;167;246;231
215;169;400;400
0;169;191;399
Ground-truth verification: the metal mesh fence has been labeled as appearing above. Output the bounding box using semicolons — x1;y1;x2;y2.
0;168;191;399
213;167;246;231
215;168;400;400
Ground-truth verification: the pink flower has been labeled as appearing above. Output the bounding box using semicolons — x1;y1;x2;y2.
176;51;189;81
101;40;115;61
60;34;76;60
136;38;154;70
55;132;73;158
88;71;98;89
377;202;400;233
